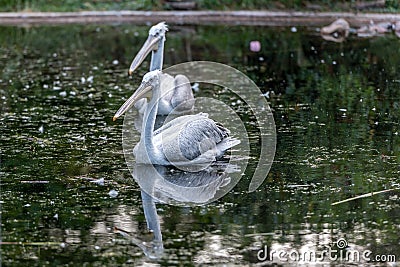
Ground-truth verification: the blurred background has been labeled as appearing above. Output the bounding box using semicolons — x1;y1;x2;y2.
0;0;399;12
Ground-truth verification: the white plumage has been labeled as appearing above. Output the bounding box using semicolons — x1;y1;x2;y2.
128;22;194;115
114;70;240;165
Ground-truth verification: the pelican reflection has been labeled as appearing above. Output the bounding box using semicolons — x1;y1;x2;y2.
116;161;239;259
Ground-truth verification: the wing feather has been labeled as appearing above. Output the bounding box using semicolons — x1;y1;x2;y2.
152;114;231;162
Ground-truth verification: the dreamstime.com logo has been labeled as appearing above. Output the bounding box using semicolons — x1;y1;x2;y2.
121;61;277;206
257;238;397;263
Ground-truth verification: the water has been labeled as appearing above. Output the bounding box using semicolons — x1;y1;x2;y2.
1;24;399;265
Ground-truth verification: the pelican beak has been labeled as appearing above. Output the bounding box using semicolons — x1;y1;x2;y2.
113;83;152;121
128;35;161;76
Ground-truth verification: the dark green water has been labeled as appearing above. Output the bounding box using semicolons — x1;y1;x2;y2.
0;24;399;266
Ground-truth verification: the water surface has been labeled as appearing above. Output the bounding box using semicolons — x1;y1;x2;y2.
1;24;399;265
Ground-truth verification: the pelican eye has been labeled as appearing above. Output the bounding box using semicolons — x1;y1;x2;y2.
151;30;161;38
145;77;154;85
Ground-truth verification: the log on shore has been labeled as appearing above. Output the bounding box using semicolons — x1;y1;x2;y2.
0;11;399;27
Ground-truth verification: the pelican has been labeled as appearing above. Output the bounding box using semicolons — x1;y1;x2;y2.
129;22;194;115
113;70;240;165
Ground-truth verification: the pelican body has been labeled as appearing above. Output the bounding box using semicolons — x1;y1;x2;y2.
134;72;194;115
129;22;194;115
114;70;240;165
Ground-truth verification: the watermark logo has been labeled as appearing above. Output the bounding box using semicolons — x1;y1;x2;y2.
257;238;397;263
121;61;276;206
336;237;347;249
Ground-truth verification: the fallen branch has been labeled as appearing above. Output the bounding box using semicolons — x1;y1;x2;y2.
331;188;399;206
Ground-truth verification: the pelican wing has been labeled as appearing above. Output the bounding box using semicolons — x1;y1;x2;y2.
170;75;194;113
152;113;208;136
157;73;194;115
154;115;230;162
133;73;194;115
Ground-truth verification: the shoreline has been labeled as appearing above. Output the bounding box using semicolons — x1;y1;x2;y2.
1;11;400;27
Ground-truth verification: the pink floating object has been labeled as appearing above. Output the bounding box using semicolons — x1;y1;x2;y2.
249;40;261;52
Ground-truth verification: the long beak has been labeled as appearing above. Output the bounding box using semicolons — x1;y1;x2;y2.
113;83;152;121
129;35;161;76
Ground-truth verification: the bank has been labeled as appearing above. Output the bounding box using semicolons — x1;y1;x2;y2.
1;10;400;27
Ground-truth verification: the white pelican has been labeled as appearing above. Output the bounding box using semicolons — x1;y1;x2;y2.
128;22;194;115
113;70;240;165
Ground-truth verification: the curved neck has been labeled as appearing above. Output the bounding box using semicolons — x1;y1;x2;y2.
141;190;162;243
141;78;160;161
150;39;164;71
141;190;163;258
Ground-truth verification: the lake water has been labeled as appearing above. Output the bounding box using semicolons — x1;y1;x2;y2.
1;24;399;265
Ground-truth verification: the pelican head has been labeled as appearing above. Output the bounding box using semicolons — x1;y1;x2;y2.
129;22;169;75
113;70;161;121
